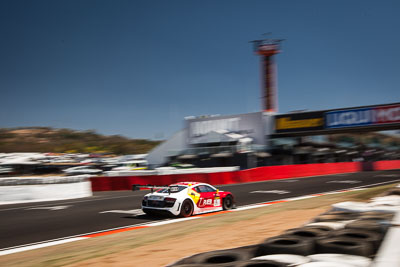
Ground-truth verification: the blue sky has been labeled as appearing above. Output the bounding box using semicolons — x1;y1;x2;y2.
1;0;399;139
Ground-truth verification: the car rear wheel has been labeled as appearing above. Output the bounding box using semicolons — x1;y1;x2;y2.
223;195;234;210
179;199;193;217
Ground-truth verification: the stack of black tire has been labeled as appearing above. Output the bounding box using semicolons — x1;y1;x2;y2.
167;188;400;267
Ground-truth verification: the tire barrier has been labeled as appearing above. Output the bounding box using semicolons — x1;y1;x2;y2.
332;201;399;213
313;214;357;222
331;201;370;212
173;261;287;267
359;213;394;222
181;250;248;265
172;264;234;267
322;210;360;218
370;195;400;206
170;245;259;266
251;254;310;266
169;185;400;266
360;211;395;218
382;188;400;196
315;237;374;257
328;229;383;252
307;253;372;267
304;222;346;231
345;220;389;235
284;227;328;240
256;236;314;256
236;260;288;267
302;225;336;233
298;262;356;267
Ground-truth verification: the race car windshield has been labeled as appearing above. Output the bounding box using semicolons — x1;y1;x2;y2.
156;185;187;193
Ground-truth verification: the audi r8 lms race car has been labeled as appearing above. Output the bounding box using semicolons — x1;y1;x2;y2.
133;182;235;217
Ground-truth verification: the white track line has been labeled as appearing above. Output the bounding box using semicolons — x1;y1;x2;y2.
0;237;88;256
0;194;139;212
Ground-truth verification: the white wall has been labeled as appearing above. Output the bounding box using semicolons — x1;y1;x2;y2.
146;129;188;168
0;177;92;204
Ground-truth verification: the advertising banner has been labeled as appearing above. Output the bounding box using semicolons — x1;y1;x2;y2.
186;112;266;145
325;104;400;128
275;111;324;133
374;104;400;124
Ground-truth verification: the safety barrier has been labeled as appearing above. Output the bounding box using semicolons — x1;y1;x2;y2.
90;160;400;191
373;160;400;171
2;160;398;204
0;175;92;204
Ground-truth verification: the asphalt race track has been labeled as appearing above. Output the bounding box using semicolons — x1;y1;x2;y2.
1;169;400;250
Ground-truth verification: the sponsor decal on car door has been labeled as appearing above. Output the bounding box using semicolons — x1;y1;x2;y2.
198;192;215;208
188;188;201;205
195;185;221;208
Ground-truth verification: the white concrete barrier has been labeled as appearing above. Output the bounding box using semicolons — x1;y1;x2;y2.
105;166;240;176
0;176;92;204
372;210;400;267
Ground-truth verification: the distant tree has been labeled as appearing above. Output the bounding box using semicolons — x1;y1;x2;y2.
0;127;162;154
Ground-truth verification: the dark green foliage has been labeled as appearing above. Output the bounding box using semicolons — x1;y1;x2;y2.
0;127;162;155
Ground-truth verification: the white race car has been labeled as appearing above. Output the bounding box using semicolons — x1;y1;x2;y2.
133;182;235;217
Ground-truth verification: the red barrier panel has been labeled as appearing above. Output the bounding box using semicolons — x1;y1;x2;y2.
373;160;400;171
90;176;112;191
90;160;399;191
236;162;360;184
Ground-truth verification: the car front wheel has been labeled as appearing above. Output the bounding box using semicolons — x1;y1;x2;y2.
223;195;234;210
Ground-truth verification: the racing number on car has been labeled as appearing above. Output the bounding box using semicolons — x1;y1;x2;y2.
197;198;208;207
204;199;213;206
198;197;220;207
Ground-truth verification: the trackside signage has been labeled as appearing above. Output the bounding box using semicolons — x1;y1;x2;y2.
186;112;266;145
190;118;240;136
326;104;400;128
275;111;324;133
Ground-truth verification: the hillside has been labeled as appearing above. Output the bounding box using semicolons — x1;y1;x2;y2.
0;127;162;154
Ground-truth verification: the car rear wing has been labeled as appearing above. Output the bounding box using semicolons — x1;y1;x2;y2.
132;184;170;193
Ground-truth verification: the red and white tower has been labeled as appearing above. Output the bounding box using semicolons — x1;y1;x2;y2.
252;38;283;113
